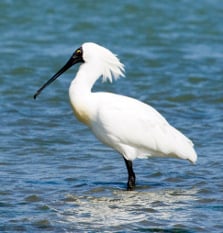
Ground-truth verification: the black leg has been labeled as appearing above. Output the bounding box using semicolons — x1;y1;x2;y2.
123;157;136;191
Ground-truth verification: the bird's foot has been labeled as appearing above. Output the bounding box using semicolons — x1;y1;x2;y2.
127;175;135;191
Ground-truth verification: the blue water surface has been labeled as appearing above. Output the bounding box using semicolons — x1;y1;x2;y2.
1;1;222;232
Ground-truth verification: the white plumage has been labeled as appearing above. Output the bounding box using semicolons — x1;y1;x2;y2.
34;42;197;190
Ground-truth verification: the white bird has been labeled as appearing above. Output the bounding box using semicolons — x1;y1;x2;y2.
34;42;197;190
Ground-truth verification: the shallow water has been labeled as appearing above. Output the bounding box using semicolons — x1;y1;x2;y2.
1;0;223;232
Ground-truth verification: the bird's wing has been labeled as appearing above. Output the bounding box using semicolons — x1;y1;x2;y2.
91;93;197;163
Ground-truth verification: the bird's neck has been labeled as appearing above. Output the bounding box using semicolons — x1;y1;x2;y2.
71;62;101;94
68;63;100;126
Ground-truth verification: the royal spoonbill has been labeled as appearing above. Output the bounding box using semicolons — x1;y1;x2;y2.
34;42;197;190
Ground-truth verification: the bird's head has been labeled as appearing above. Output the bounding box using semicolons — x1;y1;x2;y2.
34;42;125;99
81;42;125;82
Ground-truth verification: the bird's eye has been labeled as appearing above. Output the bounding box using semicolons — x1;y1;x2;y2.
76;48;82;56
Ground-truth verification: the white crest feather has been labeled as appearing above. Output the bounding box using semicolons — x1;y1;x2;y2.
82;42;125;83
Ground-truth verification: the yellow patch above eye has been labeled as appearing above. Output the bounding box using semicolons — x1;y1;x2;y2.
76;49;81;54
